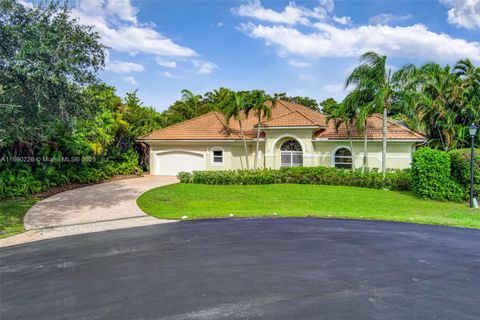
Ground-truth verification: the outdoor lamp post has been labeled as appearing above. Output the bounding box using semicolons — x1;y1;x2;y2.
469;124;478;208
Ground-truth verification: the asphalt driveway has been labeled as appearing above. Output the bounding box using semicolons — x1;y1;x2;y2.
1;218;479;320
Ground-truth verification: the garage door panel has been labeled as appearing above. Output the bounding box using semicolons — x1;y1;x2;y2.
155;151;205;176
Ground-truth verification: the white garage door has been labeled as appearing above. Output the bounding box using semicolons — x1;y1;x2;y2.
154;151;205;176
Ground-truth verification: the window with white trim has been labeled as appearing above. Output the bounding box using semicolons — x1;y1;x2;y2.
280;139;303;167
212;149;224;164
334;148;352;169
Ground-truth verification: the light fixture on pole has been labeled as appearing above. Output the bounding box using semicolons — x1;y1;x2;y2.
469;124;478;209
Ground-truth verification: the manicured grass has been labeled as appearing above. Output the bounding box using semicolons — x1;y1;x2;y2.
138;184;480;229
0;198;39;238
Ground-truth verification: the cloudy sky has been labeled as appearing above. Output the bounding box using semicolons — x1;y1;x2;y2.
22;0;480;110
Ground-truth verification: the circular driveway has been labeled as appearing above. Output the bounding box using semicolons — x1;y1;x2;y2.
1;219;479;320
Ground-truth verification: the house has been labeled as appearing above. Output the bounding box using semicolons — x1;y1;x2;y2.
139;100;425;176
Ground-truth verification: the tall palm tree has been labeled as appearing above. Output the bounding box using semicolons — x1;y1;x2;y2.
346;52;395;176
225;92;250;170
342;89;376;172
245;90;271;170
326;102;356;170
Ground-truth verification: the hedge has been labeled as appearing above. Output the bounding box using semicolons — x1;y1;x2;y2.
411;148;464;202
0;150;142;199
450;148;479;197
178;166;412;191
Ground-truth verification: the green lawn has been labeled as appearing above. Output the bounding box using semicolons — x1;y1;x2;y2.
0;198;39;238
138;184;480;229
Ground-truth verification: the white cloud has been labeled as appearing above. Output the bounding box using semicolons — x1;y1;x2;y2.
192;60;219;74
332;16;352;25
368;13;413;25
440;0;480;30
239;22;480;62
289;60;312;67
122;76;138;85
160;71;182;78
106;59;144;73
155;58;177;68
17;0;34;8
105;0;138;24
321;83;344;93
217;22;224;27
231;0;332;25
72;0;196;57
298;74;315;81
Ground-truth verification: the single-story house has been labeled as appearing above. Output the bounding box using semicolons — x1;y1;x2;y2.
139;100;425;176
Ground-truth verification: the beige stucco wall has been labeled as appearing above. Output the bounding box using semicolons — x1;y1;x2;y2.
147;133;417;175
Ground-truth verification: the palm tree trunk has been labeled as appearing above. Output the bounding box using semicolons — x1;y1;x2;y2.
254;114;261;170
239;120;250;170
346;123;355;170
382;106;387;177
362;120;368;173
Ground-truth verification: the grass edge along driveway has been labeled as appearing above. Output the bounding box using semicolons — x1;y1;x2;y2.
0;198;39;239
138;184;480;229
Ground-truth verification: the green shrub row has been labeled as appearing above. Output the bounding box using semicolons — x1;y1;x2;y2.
0;150;142;199
450;148;480;197
178;166;412;191
411;148;479;202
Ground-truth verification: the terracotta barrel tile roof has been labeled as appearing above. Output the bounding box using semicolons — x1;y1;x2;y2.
315;114;425;140
139;100;425;141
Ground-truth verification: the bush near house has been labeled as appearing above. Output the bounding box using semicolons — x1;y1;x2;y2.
0;150;141;198
411;148;464;202
178;166;412;191
450;148;480;196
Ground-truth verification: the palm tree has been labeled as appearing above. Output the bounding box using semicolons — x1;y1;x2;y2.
342;89;376;172
326;102;356;170
245;90;271;170
225;92;250;170
346;52;395;176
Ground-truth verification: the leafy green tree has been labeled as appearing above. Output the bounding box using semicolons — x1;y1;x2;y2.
394;59;479;150
273;93;319;111
319;98;339;117
0;0;105;155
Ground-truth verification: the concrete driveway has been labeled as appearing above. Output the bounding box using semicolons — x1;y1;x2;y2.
0;175;178;248
1;219;479;319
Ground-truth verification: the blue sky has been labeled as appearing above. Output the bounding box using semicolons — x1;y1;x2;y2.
23;0;480;110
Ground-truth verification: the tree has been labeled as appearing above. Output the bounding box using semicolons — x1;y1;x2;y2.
225;92;250;170
394;59;479;150
345;52;395;176
273;93;319;111
0;0;105;155
245;90;271;169
320;98;339;118
326;102;358;170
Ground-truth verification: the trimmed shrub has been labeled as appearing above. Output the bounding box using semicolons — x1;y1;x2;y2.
0;150;142;199
411;148;464;202
449;148;479;197
178;166;411;191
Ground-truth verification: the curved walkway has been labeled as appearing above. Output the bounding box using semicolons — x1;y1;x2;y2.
0;175;178;248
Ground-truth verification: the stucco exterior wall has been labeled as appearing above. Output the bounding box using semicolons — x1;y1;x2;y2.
147;135;417;175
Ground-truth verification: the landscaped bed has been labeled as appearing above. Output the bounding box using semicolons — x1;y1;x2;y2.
137;184;480;229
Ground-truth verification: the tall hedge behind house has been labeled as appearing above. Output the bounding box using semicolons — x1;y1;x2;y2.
411;148;464;202
450;148;479;197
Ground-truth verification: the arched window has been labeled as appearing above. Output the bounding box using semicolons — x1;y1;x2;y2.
334;148;352;169
280;139;303;167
